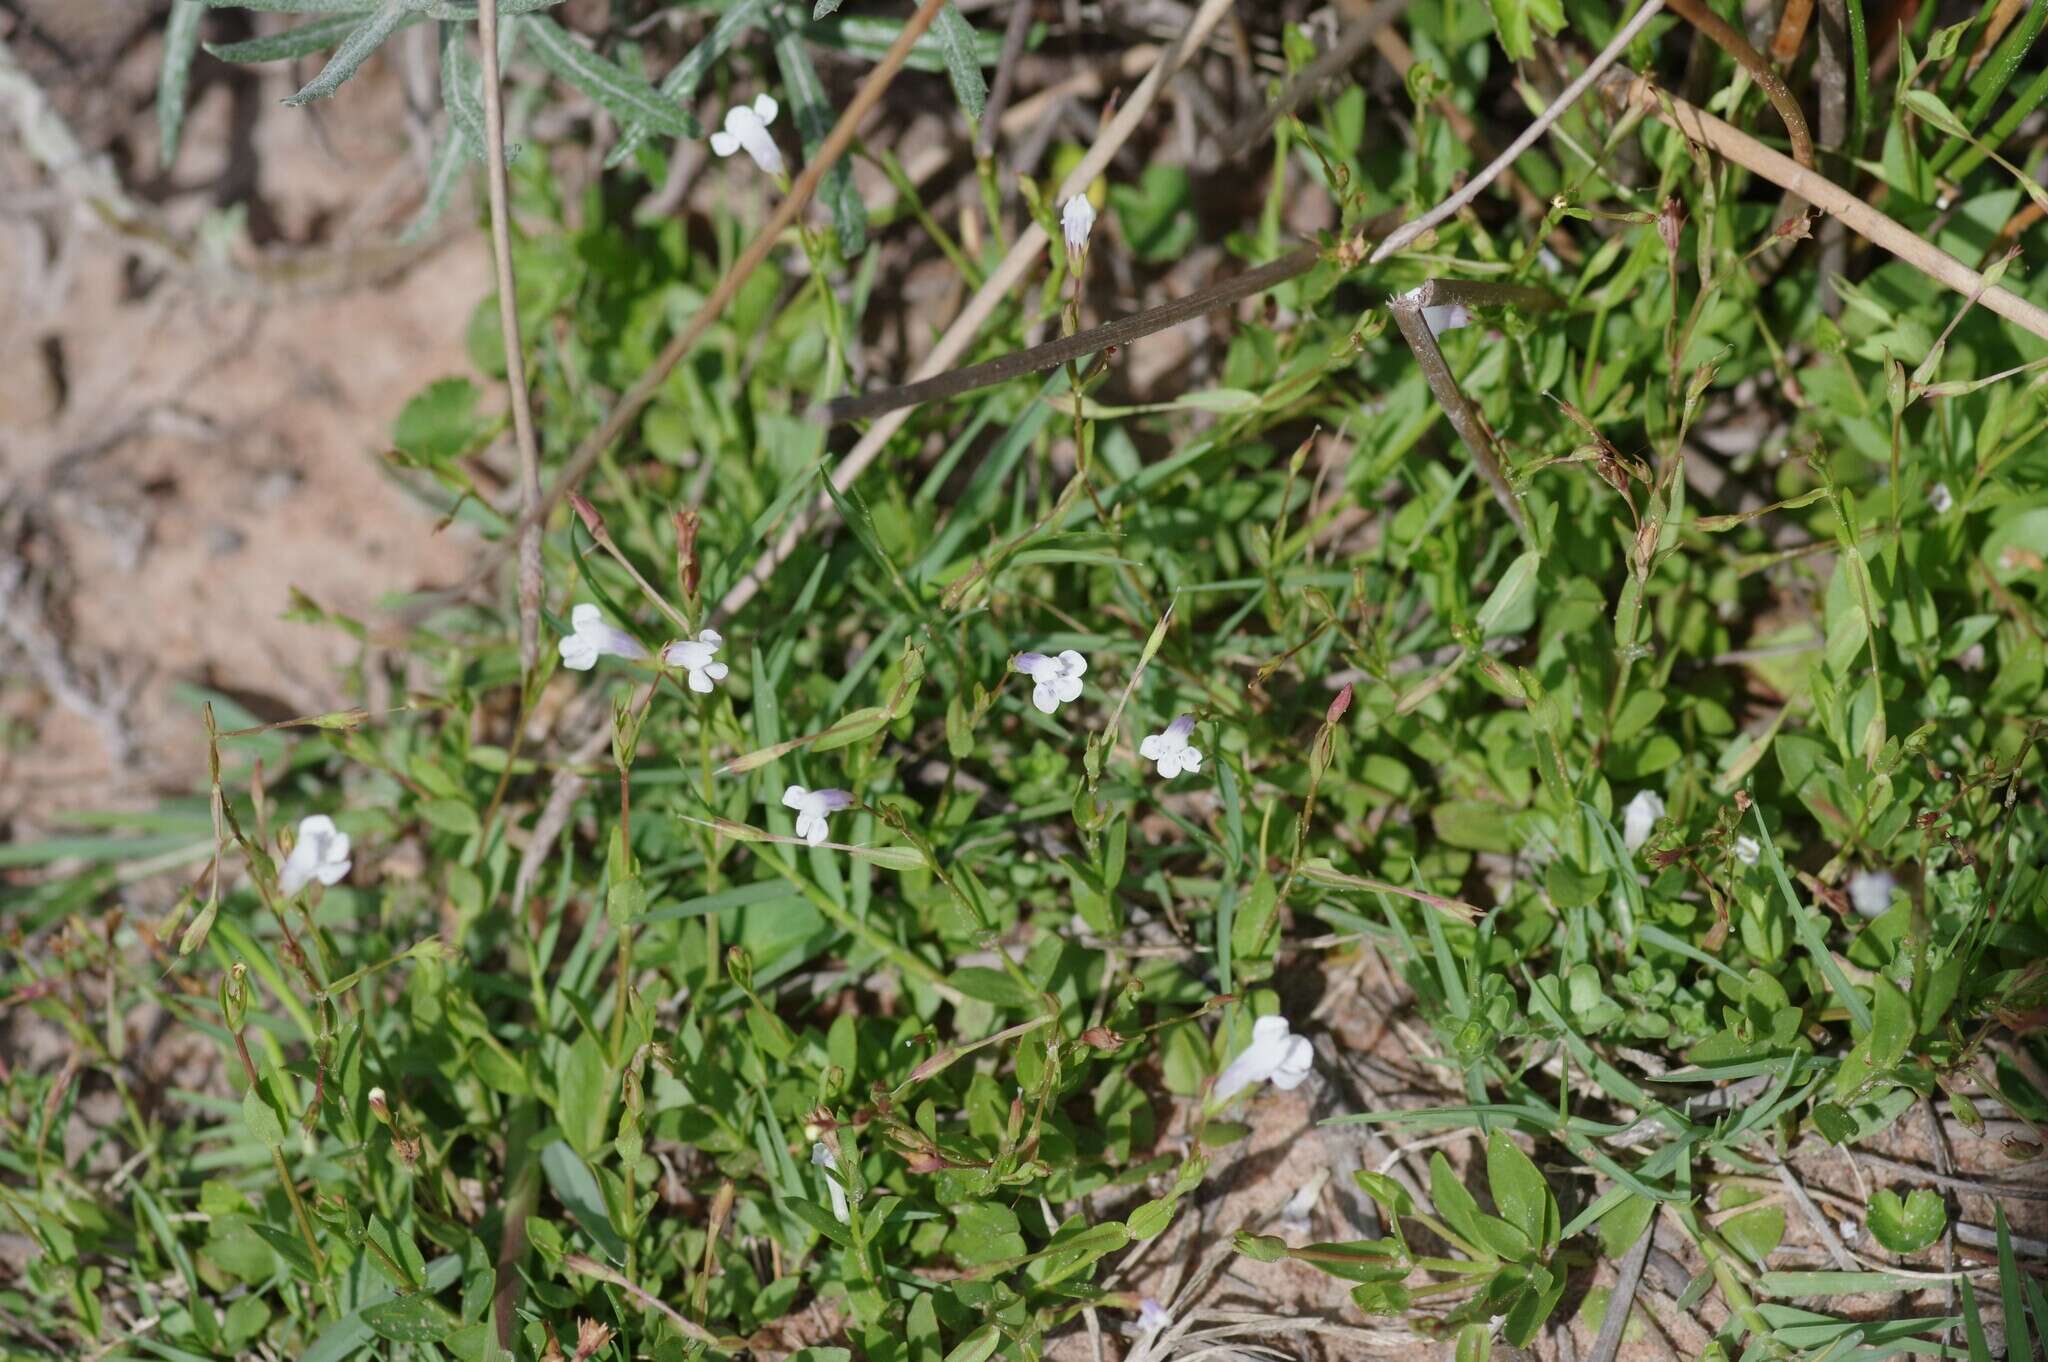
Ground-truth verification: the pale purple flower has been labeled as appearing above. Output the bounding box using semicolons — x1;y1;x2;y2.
783;785;854;846
559;604;648;671
1139;715;1203;779
1014;649;1087;716
1733;835;1761;867
662;629;729;694
1928;482;1954;514
1137;1298;1170;1335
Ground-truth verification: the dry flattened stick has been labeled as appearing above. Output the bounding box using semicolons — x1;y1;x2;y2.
712;0;1243;625
1369;0;1668;263
1602;70;2048;344
816;245;1323;424
1385;288;1528;533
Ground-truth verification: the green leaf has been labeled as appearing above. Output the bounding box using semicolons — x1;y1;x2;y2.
1475;550;1542;637
418;798;481;837
243;1087;285;1147
772;12;866;256
524;16;697;138
206;13;370;63
1721;1205;1785;1264
945;967;1038;1011
930;3;988;121
362;1293;459;1345
610;0;773;163
394;378;493;463
1866;1187;1944;1254
284;1;410;106
1998;1205;2032;1362
159;2;207;166
539;1140;629;1263
1485;1131;1553;1252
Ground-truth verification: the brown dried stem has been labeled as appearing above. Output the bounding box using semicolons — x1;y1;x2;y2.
1664;0;1815;168
819;244;1322;424
476;0;546;678
1602;70;2048;343
1384;282;1559;535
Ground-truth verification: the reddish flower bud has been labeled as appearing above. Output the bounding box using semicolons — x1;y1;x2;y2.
567;491;607;539
1325;683;1353;726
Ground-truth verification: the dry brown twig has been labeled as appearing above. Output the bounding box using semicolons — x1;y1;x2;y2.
1601;70;2048;343
476;0;547;678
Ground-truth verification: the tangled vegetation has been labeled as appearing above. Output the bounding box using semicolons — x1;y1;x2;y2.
6;0;2048;1360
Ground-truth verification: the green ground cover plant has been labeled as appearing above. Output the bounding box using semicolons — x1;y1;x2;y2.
6;0;2048;1359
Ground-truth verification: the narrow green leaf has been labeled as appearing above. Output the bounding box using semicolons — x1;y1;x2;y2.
771;12;866;256
439;21;488;157
931;3;988;121
1998;1206;2031;1362
524;15;697;138
538;1140;629;1263
283;1;408;106
205;14;386;63
609;0;772;164
159;1;207;166
400;127;473;244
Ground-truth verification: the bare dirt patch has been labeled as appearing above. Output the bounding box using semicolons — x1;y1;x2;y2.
2;4;483;834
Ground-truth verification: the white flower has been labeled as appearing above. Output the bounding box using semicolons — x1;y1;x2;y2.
279;814;351;896
782;785;854;846
662;629;729;694
1733;835;1760;866
1136;1298;1170;1335
1929;482;1954;514
1621;789;1666;852
710;94;784;177
1014;649;1087;716
1422;303;1473;338
810;1142;848;1222
559;604;648;671
1139;715;1203;779
1847;868;1896;918
1213;1014;1314;1104
1061;195;1096;260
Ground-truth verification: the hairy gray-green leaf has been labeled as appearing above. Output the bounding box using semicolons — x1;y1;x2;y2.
439;21;487;156
159;1;207;167
931;2;988;121
284;0;408;106
197;0;378;13
524;15;697;139
205;14;385;63
772;13;866;256
400;128;473;243
805;15;1002;74
607;0;771;165
813;0;844;16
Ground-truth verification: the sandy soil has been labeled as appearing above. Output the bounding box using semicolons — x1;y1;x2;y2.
1;4;482;834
